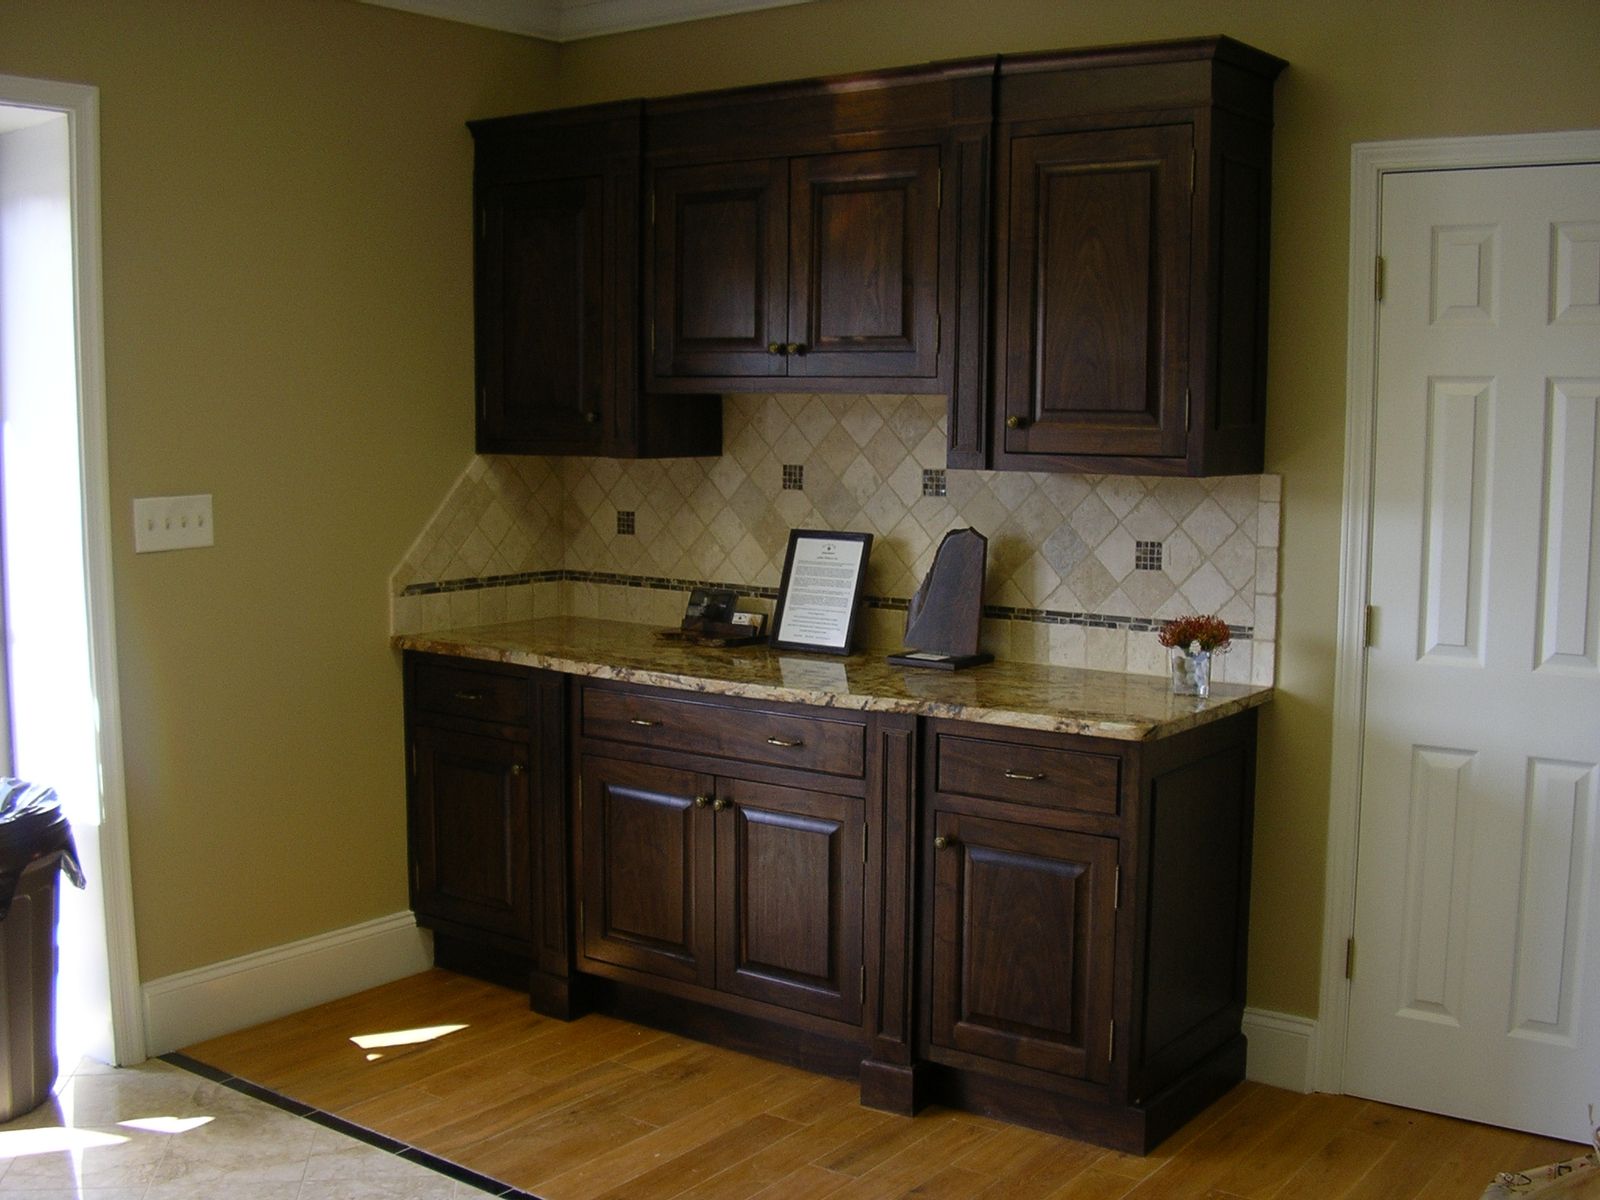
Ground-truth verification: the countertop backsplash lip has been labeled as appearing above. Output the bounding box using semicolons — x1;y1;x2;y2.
394;615;1271;741
388;395;1281;688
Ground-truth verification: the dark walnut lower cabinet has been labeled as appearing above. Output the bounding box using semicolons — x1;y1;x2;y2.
403;654;574;1009
400;652;1258;1152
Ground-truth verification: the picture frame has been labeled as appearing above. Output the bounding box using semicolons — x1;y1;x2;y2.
769;529;873;655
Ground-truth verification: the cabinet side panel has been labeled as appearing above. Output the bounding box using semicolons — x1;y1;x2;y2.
1141;744;1249;1063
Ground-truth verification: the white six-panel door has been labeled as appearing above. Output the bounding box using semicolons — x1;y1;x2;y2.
1347;162;1600;1141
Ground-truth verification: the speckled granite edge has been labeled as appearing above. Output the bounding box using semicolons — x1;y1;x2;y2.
393;617;1272;741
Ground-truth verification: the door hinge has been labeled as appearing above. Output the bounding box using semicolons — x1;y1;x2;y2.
1375;255;1386;302
409;744;417;776
409;859;419;892
649;189;655;227
1345;937;1356;980
863;823;869;864
935;313;942;354
1189;147;1195;195
1114;865;1121;910
1184;388;1191;432
860;965;866;1004
936;167;942;210
1108;1019;1116;1061
478;207;486;238
1364;604;1378;648
650;322;656;358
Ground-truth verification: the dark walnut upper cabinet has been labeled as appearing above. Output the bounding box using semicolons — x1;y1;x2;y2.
470;102;720;458
643;62;993;402
969;37;1285;475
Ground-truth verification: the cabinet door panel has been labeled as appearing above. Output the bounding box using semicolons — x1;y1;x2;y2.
788;147;941;379
580;756;714;986
1003;125;1191;459
716;780;864;1024
651;159;787;378
411;724;531;941
931;810;1116;1082
478;176;607;453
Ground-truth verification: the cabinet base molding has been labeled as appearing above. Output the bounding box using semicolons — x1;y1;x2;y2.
857;1057;923;1116
589;980;866;1082
923;1035;1246;1155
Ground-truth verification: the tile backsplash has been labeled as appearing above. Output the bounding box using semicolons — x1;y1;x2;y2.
391;394;1280;685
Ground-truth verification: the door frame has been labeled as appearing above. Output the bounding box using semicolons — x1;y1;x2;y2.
1318;127;1600;1094
0;73;145;1064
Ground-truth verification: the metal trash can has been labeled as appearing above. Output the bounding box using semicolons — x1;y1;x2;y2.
0;779;85;1123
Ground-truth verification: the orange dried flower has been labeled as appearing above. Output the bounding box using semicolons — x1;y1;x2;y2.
1157;614;1232;653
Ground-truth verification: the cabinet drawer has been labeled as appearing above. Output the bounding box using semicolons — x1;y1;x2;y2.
582;686;865;778
935;733;1119;815
412;661;531;725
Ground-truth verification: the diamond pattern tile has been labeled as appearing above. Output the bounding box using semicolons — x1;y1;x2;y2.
388;394;1282;682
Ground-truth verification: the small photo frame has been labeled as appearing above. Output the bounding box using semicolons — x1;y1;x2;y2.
770;529;873;655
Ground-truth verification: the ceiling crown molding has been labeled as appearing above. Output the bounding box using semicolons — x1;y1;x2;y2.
360;0;817;42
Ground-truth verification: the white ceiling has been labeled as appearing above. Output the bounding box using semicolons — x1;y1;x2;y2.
360;0;818;42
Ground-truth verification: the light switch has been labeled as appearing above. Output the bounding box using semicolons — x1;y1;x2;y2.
133;494;214;553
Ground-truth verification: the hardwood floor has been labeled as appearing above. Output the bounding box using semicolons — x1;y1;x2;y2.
181;969;1585;1200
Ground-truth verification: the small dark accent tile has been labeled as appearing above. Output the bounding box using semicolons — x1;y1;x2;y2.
616;510;636;535
782;464;804;490
303;1108;411;1154
398;1147;509;1194
1134;539;1163;571
158;1051;233;1083
921;468;947;497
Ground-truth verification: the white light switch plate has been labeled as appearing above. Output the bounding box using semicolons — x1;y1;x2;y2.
133;494;214;552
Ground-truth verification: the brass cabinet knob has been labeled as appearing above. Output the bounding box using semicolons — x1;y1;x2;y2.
583;410;600;424
934;835;951;850
712;797;732;812
1005;415;1024;429
767;342;783;354
510;764;524;776
693;794;711;808
784;343;802;356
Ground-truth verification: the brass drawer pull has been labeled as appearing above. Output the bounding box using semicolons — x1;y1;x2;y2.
629;718;660;727
934;835;954;850
693;794;711;808
1003;769;1044;782
712;797;732;812
765;736;802;748
452;690;486;702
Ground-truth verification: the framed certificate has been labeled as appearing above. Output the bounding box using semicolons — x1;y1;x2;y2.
770;530;873;654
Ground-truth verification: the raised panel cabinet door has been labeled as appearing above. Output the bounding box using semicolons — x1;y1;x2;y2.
1001;124;1191;460
787;146;942;380
410;723;532;942
650;158;788;379
477;175;607;453
930;810;1117;1082
579;755;715;987
714;779;865;1025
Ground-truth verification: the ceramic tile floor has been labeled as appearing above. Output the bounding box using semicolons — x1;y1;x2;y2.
0;1054;531;1199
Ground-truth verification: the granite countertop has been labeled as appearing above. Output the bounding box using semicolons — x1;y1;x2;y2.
393;616;1270;741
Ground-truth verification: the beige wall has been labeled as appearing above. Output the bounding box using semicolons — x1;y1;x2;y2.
0;0;558;979
2;0;1596;1019
554;0;1600;1017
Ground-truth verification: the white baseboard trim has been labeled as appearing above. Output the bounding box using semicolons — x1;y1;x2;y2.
1243;1007;1319;1093
142;912;433;1056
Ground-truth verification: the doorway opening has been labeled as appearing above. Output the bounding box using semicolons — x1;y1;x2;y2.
0;75;142;1068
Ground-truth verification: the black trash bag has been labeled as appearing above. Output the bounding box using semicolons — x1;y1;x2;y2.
0;779;86;920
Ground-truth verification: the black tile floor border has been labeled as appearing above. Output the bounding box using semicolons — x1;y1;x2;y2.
160;1051;544;1199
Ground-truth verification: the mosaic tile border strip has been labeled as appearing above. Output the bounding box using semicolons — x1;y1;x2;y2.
162;1052;536;1198
403;570;1254;641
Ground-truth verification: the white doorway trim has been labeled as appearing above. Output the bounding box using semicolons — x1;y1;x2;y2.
1318;127;1600;1095
0;72;145;1064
